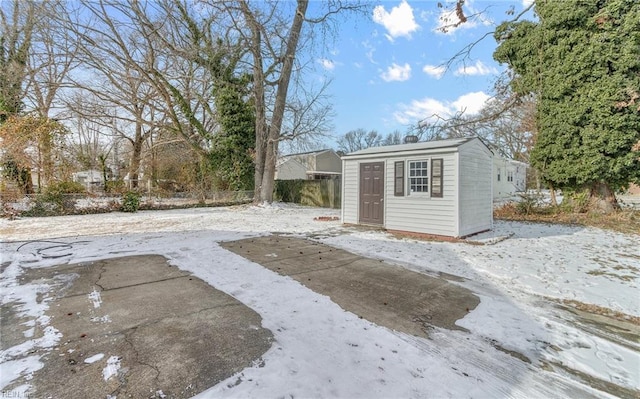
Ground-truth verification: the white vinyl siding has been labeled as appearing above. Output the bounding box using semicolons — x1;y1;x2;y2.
341;159;360;224
458;140;493;237
384;154;457;237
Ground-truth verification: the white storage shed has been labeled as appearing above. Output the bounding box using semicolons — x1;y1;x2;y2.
341;137;493;238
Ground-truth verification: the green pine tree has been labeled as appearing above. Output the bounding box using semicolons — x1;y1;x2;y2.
494;0;640;211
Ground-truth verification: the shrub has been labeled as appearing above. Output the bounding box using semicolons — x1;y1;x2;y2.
106;179;126;194
21;181;85;216
45;181;86;196
274;179;305;203
562;190;590;213
121;191;141;212
515;193;541;215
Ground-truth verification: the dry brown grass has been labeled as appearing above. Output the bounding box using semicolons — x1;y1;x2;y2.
494;203;640;235
561;299;640;325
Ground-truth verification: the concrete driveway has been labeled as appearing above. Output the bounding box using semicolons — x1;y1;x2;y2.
1;255;273;399
221;235;480;338
3;236;481;397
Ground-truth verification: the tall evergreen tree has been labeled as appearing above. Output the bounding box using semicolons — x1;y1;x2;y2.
494;0;640;211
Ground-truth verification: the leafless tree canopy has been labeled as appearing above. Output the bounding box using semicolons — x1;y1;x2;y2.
1;0;367;198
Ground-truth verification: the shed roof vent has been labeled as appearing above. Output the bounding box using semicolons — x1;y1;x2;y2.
403;135;419;144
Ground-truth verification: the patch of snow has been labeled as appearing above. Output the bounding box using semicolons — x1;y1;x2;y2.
84;353;105;364
88;289;102;308
90;315;111;323
0;356;42;390
102;356;121;381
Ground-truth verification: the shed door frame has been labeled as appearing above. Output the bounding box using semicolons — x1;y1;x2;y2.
359;162;384;225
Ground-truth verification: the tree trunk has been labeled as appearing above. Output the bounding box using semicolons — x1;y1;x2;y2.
240;1;267;204
549;183;557;206
259;0;309;203
128;124;144;189
589;181;619;213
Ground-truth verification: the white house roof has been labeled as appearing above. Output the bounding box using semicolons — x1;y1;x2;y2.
341;137;479;158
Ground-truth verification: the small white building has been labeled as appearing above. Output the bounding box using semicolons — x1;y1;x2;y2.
341;137;493;238
276;149;342;180
493;157;528;199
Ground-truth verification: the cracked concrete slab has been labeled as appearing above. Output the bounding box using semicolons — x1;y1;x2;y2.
221;235;480;337
2;255;272;399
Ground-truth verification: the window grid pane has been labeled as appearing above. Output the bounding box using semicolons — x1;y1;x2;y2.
409;161;429;193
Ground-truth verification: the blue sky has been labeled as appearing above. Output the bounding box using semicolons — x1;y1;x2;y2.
315;0;535;139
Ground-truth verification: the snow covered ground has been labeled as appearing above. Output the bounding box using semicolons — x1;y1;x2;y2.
1;204;639;398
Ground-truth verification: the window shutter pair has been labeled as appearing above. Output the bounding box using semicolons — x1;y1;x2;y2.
394;159;443;197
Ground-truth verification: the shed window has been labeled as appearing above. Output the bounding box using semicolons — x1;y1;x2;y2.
507;170;514;182
394;161;404;196
497;168;501;182
431;158;443;198
408;160;429;193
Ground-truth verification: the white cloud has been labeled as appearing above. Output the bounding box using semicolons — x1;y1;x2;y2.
380;63;412;82
373;0;419;41
393;91;490;125
362;40;377;64
454;60;498;76
451;91;491;114
393;97;451;125
318;58;336;71
422;64;446;79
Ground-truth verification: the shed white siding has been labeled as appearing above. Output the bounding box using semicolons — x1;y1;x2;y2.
458;140;493;237
383;153;458;236
341;158;360;224
341;137;492;238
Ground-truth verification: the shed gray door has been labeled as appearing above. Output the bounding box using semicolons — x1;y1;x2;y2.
359;162;384;225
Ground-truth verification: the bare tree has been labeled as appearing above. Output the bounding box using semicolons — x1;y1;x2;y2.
23;0;79;118
336;128;383;153
65;94;114;171
412;83;535;163
234;0;366;203
63;0;172;189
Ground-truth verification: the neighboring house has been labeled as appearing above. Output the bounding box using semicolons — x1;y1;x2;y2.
493;157;528;199
275;149;342;180
341;137;493;238
72;169;104;190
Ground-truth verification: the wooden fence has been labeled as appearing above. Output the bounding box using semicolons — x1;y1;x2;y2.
274;179;341;209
